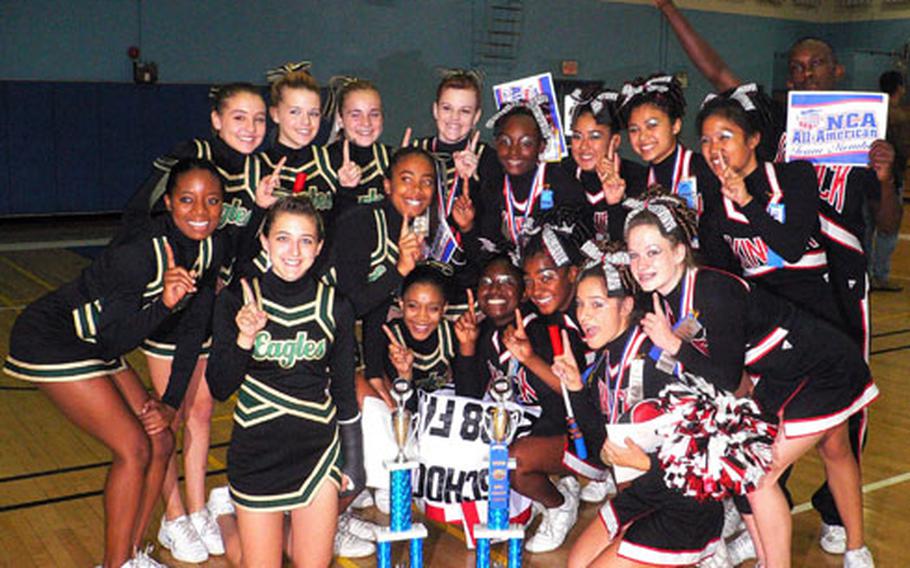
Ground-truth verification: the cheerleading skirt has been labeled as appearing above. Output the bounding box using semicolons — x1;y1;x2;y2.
228;376;342;512
598;465;723;566
140;337;212;360
752;341;878;439
4;287;126;382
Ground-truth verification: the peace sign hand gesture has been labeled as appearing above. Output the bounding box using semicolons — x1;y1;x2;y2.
596;137;626;205
338;139;362;188
713;152;751;207
502;308;534;364
640;293;682;355
551;329;583;391
162;241;197;309
453;131;481;181
256;156;287;208
454;289;479;354
236;278;268;349
383;324;415;379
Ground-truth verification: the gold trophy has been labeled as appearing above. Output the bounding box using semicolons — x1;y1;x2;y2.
390;378;416;463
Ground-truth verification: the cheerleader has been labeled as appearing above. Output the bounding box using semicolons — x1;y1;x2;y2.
618;74;720;219
562;87;647;241
4;158;226;568
376;265;458;405
206;197;363;568
414;69;500;214
624;190;876;568
494;219;590;553
323;79;393;216
120;83;267;252
261;62;337;213
696;90;842;324
471;98;588;248
555;245;723;567
120;83;268;562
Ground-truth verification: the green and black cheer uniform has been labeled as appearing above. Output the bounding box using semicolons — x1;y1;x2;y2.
413;134;501;205
261;142;337;213
380;318;457;407
207;272;363;511
5;216;223;410
119;137;264;282
323;139;392;218
559;155;647;242
569;324;723;566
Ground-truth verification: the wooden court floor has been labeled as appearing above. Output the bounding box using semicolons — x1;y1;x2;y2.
1;214;909;567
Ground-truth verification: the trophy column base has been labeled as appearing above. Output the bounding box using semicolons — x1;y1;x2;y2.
473;524;525;541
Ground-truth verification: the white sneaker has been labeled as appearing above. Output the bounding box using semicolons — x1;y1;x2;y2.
206;486;235;519
579;477;616;503
374;488;391;515
524;478;580;553
697;541;733;568
339;511;380;541
350;489;374;509
189;509;225;555
133;545;170;567
844;546;874;568
334;520;376;558
820;522;848;555
727;530;757;565
721;499;745;539
157;514;209;563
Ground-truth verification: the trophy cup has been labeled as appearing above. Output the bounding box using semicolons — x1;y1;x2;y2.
376;378;427;568
474;369;524;568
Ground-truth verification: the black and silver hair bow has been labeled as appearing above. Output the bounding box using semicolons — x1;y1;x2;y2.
619;75;675;108
702;83;759;111
485;94;553;141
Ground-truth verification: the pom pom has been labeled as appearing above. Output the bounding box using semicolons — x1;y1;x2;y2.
655;373;776;501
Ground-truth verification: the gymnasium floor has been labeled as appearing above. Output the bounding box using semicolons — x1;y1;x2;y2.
1;210;908;567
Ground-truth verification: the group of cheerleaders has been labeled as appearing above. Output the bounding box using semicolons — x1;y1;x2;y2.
3;33;886;568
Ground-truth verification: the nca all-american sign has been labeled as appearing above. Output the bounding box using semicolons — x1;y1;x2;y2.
785;91;888;166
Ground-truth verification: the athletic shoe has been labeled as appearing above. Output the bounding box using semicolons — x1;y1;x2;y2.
844;546;875;568
157;514;209;563
189;509;225;555
333;521;376;558
339;511;380;541
820;522;848;554
133;545;170;567
524;478;580;553
374;487;391;515
350;489;374;510
697;542;733;568
727;530;757;565
579;477;616;503
206;486;235;519
721;498;746;540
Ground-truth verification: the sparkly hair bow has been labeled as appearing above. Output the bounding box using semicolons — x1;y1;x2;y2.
702;83;759;111
623;196;679;234
570;87;620;117
485;94;553;141
619;75;675;108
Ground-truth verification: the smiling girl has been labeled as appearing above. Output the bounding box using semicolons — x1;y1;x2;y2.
324;79;393;215
5;158;226;568
619;75;719;220
207;197;363;568
562;87;647;241
623;189;876;568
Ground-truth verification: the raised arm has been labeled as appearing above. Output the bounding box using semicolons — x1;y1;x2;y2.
654;0;741;92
